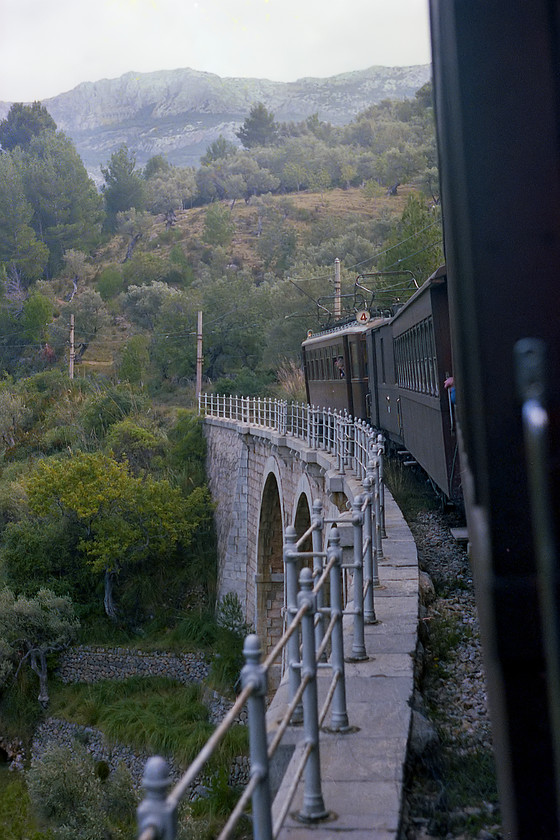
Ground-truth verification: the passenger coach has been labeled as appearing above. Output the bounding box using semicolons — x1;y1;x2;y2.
302;322;371;420
368;265;459;500
302;266;460;502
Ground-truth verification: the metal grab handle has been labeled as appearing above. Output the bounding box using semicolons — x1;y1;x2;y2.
515;338;560;813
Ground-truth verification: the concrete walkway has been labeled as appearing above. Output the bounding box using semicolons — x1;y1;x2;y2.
267;489;419;839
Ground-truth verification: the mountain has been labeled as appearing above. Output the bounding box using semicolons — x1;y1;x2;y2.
0;65;431;180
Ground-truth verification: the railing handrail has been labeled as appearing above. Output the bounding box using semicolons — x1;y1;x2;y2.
199;394;382;487
138;395;385;839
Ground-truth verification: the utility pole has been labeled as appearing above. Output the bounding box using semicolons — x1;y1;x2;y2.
196;310;203;398
69;314;75;380
334;258;341;318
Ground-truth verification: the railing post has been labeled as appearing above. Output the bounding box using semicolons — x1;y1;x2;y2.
349;496;367;660
284;525;303;724
373;453;384;560
297;568;329;822
377;434;387;538
241;635;273;840
311;499;325;656
137;757;176;840
366;460;380;583
337;414;345;474
327;528;350;731
362;472;378;623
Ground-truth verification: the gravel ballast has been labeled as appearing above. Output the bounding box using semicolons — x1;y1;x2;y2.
400;509;503;840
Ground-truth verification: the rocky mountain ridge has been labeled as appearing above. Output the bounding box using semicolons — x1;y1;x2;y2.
0;64;431;178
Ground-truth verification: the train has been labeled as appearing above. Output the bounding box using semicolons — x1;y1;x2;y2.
302;264;461;502
303;2;560;837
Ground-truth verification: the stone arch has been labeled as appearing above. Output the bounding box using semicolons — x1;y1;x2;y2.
293;493;312;552
292;473;316;550
256;468;285;656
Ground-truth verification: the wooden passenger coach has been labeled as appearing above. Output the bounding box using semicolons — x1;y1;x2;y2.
377;266;459;499
302;267;460;502
302;323;370;419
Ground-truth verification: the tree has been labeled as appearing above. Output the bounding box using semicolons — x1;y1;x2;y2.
203;204;235;246
122;281;181;330
150;291;199;382
282;161;308;192
21;292;53;343
96;265;124;301
201;135;238;165
377;195;444;285
0;587;79;706
0;152;49;286
117;335;150;385
143;154;171;180
101;145;146;232
23;130;104;275
116;208;152;261
61;249;95;301
0;102;56;151
65;288;109;344
25;453;209;620
236;103;278;148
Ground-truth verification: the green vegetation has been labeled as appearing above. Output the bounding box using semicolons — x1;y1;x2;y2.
27;744;137;839
409;744;500;837
0;88;442;389
50;677;247;768
0;773;53;839
384;460;439;519
0;84;443;837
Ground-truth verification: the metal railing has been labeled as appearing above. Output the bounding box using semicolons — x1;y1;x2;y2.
199;394;385;491
136;397;386;839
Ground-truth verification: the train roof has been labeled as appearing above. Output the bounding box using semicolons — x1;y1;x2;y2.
390;264;447;318
302;266;447;347
302;315;388;347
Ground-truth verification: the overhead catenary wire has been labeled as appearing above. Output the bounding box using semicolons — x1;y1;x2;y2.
288;218;442;284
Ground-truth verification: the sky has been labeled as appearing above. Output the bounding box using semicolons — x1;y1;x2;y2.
0;0;431;103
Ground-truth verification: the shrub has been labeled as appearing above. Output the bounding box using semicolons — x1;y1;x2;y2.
79;385;148;439
210;593;252;696
96;266;124;301
27;743;137;839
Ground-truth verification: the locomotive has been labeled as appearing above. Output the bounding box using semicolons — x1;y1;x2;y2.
302;264;461;501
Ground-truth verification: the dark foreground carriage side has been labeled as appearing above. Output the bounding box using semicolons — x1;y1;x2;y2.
430;0;560;836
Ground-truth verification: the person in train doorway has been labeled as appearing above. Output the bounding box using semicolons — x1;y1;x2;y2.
335;356;345;378
444;375;456;404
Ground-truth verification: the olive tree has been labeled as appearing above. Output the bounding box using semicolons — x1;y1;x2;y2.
0;587;79;706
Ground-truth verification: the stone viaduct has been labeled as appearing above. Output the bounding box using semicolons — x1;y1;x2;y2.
203;410;370;653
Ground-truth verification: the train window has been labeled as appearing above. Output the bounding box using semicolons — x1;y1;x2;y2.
380;337;387;383
348;341;360;379
393;338;400;385
420;322;429;393
417;325;423;391
334;344;344;379
394;317;438;396
412;326;419;391
428;320;438;396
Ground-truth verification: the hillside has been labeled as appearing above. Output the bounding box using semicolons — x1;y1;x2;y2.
0;64;431;177
76;184;420;380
